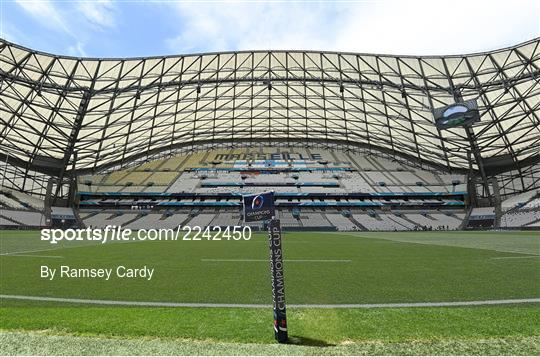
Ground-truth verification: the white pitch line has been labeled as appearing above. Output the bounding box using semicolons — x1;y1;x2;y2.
7;254;63;259
201;259;351;263
1;295;539;309
0;247;63;256
491;255;540;260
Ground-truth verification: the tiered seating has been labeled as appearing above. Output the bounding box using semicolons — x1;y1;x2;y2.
0;216;18;226
115;172;153;185
76;147;474;231
340;174;372;192
84;213;138;228
0;193;26;209
414;170;440;184
167;173;200;193
330;150;352;164
144;172;179;186
5;189;45;210
137;159;165;171
364;172;390;185
211;211;241;226
181;152;207;169
301;212;331;228
122;186;147;192
245;174;295;184
347;153;377;170
522;198;540;210
279;210;301;227
325;213;358;231
1;210;46;226
124;213;189;230
501;189;539;211
300;186;336;193
96;185;125;192
501;210;540;227
295;172;336;183
389;171;418;185
100;171;130;185
374;157;404;170
160;155;187;171
448;183;468;192
186;212;216;227
353;213;414;231
405;213;464;230
78;174;107;192
79;148;471;197
438;173;466;184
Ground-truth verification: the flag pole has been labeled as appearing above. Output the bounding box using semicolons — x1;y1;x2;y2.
268;217;288;343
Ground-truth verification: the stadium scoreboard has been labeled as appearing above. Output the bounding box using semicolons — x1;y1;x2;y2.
432;99;480;130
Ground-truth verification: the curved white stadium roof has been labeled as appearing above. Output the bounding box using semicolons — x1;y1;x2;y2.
0;38;538;174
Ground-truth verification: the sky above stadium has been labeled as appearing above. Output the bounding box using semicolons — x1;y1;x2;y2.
1;0;539;58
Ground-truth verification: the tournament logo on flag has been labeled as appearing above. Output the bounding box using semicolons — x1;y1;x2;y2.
243;192;275;222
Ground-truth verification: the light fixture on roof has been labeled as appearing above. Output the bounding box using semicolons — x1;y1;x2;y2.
401;87;407;99
263;80;272;91
136;91;141;99
36;79;44;97
339;83;345;93
503;81;510;94
453;89;463;102
196;84;201;94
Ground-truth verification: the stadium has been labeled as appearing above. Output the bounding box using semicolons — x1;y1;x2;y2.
0;35;539;355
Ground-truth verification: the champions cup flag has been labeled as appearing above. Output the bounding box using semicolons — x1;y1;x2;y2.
243;192;275;222
242;192;288;343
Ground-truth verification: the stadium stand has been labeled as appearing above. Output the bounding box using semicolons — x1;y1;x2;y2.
168;174;201;193
0;193;26;209
405;212;465;230
325;212;359;231
84;212;139;229
300;211;332;228
72;147;475;231
501;189;540;211
211;211;241;227
501;210;540;228
124;213;190;230
186;212;218;227
1;38;538;233
352;212;415;231
1;210;46;227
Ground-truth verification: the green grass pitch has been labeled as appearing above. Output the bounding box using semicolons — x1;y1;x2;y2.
1;229;539;355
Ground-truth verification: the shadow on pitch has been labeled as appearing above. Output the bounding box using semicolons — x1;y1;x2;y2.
287;335;335;347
